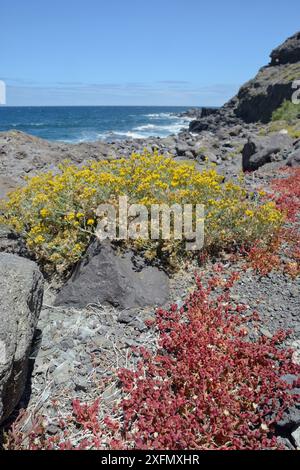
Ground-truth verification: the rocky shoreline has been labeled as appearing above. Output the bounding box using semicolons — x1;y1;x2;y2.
0;32;300;450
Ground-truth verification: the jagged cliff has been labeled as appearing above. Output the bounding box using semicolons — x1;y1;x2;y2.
190;31;300;131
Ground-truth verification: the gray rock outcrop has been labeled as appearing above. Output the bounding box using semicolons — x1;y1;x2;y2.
0;253;44;424
242;133;293;171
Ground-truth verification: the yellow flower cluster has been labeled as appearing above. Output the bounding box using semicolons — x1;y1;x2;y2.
0;151;284;272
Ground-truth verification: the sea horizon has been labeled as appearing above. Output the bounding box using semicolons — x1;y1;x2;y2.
0;105;204;143
1;104;206;107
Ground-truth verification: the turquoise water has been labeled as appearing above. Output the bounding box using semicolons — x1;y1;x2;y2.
0;106;193;142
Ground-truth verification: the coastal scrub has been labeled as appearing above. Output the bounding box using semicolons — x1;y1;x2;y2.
1;151;283;272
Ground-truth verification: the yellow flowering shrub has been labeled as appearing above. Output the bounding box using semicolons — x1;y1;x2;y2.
0;152;283;272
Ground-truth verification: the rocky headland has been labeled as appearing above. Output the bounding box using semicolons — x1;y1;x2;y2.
0;32;300;450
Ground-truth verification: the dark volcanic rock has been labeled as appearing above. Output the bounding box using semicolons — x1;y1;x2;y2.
233;32;300;123
189;31;300;128
235;78;294;123
189;120;211;133
270;32;300;66
181;107;218;120
189;100;242;133
242;133;293;171
55;240;170;309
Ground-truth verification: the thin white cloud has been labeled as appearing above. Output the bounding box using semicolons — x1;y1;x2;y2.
157;80;191;85
4;81;240;106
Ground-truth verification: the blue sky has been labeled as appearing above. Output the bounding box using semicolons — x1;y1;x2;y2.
1;0;300;106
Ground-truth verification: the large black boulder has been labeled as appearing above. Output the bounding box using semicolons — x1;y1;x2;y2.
55;240;170;309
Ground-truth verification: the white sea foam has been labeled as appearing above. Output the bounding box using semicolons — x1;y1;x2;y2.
133;117;190;137
58;131;108;143
146;112;179;120
110;131;145;139
134;124;157;131
12;122;47;128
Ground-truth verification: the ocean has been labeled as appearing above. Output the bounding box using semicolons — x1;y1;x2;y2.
0;106;194;143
